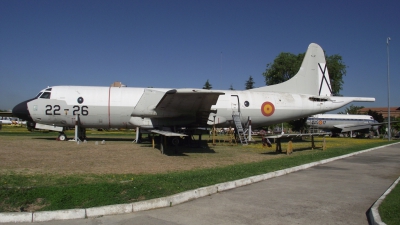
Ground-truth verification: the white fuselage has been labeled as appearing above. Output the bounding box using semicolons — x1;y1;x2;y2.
306;114;379;132
26;86;358;130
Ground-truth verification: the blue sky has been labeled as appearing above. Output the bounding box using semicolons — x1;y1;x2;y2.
1;0;399;112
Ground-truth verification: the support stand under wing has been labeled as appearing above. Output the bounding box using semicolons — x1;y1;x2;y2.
150;130;188;154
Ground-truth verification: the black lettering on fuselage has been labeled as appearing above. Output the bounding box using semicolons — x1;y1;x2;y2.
46;105;89;116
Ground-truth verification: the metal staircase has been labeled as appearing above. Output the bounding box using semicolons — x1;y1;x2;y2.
232;112;248;145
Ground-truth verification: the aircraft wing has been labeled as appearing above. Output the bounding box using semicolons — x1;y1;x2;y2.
266;133;328;139
335;124;374;133
150;129;188;137
156;88;224;112
132;88;225;125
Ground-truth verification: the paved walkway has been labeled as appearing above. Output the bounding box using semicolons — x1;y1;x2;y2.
11;143;400;225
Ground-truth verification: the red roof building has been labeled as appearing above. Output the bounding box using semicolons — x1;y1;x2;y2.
357;107;400;119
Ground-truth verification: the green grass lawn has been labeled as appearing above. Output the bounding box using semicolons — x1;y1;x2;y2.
1;125;399;219
379;179;400;225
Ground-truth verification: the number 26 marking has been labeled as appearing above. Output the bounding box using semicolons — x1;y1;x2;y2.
73;105;89;116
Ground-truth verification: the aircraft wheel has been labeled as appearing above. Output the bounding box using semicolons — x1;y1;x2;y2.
171;137;180;146
58;133;67;141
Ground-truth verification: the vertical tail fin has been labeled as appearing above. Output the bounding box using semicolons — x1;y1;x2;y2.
253;43;333;96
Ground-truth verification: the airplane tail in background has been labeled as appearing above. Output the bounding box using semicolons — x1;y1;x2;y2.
253;43;333;97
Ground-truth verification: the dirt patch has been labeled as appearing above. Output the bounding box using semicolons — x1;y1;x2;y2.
0;135;281;175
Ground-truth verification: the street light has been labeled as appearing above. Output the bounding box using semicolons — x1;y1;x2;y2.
387;37;391;141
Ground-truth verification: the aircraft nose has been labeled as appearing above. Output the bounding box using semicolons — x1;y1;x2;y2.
12;99;33;122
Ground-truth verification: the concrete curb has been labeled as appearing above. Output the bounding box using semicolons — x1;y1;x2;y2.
367;176;400;225
33;209;86;222
0;142;398;223
86;204;132;218
0;212;32;223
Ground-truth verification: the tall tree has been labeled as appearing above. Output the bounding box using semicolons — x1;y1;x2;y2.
392;117;400;132
245;76;255;90
325;54;346;96
263;52;303;86
262;52;346;96
288;117;308;133
367;110;384;123
367;109;385;134
202;79;212;90
339;105;364;114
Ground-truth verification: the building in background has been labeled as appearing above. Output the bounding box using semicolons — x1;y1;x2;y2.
357;107;400;120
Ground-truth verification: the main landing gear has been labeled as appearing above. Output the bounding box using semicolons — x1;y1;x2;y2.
57;115;86;141
58;133;67;141
57;128;86;141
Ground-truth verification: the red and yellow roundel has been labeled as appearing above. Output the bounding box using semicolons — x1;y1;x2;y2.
261;101;275;117
318;120;323;125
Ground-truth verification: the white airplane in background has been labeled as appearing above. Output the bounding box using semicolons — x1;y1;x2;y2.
0;117;14;125
12;43;375;143
0;116;26;125
306;114;380;137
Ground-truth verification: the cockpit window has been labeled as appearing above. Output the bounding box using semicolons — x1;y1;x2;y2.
40;92;51;99
35;92;43;99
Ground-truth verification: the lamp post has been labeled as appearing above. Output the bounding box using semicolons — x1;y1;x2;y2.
387;37;391;141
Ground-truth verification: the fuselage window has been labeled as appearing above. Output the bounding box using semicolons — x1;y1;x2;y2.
40;92;51;99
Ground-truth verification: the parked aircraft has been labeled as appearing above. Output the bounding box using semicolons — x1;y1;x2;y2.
0;117;13;125
307;114;395;137
0;117;26;125
12;43;375;142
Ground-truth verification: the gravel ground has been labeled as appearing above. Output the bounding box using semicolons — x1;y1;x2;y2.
0;135;281;175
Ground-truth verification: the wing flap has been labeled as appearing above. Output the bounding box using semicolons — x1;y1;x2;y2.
131;88;224;126
131;89;168;117
156;89;224;113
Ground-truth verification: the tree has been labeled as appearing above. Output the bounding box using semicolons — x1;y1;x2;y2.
367;110;384;123
245;76;255;90
325;54;346;96
366;109;385;135
202;79;212;90
339;105;364;114
262;52;347;96
288;117;308;133
392;117;400;132
263;52;303;86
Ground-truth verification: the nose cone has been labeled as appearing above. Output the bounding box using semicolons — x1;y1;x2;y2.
12;99;33;121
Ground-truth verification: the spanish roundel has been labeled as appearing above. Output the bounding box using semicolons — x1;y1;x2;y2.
261;101;275;117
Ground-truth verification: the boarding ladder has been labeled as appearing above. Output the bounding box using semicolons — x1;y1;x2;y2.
243;117;254;142
232;112;248;145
